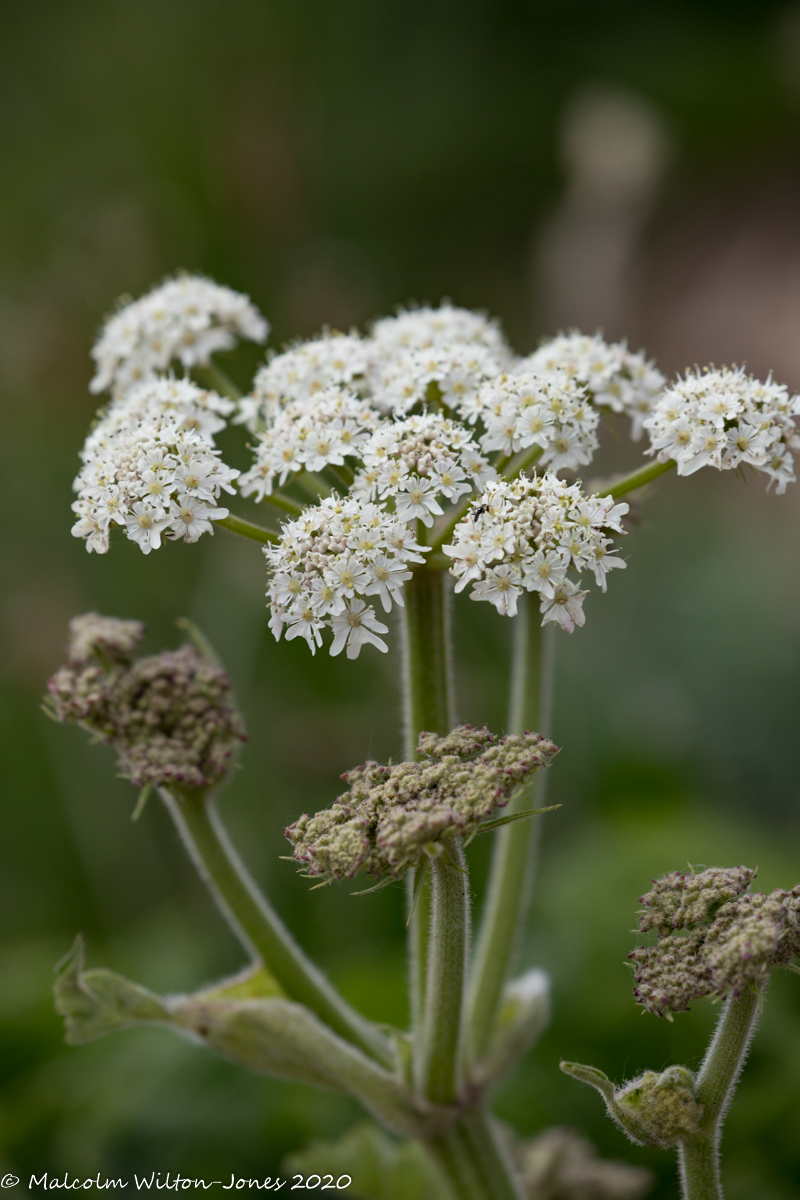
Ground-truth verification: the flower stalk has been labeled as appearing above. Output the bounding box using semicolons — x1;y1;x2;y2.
599;457;676;500
678;988;761;1200
425;1108;525;1200
467;597;555;1063
400;567;454;760
416;843;470;1105
160;786;394;1069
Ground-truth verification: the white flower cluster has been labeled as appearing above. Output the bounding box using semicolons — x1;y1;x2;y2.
476;369;600;471
523;333;665;440
367;341;502;418
238;387;378;499
443;474;628;631
370;303;514;361
643;367;800;492
266;495;428;658
352;413;494;526
237;333;369;431
91;275;269;397
72;378;238;555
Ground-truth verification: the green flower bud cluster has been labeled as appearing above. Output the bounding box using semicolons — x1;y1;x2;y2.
560;1062;704;1150
46;614;246;791
286;725;558;882
630;866;800;1016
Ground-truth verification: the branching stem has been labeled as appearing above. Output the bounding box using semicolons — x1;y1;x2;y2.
466;598;555;1062
217;513;279;545
159;787;394;1069
417;844;470;1105
599;457;676;500
678;988;761;1200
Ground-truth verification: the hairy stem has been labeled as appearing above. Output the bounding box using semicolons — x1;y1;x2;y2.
599;457;676;500
417;844;470;1105
501;443;543;483
400;568;454;759
218;513;278;545
678;988;761;1200
160;787;394;1069
678;1140;723;1200
194;361;242;402
466;600;555;1062
425;1107;525;1200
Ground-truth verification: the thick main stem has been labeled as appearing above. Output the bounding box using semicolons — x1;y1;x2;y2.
678;988;761;1200
466;598;554;1062
160;788;393;1069
425;1108;525;1200
417;844;470;1105
400;567;453;759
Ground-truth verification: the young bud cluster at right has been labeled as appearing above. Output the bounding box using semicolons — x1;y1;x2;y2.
629;865;800;1016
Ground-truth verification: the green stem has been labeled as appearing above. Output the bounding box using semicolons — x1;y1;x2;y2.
218;513;278;545
407;866;431;1053
400;568;454;760
417;844;470;1105
425;1108;525;1200
195;361;243;402
678;988;761;1200
599;457;676;500
259;490;304;516
501;443;543;483
159;788;394;1069
466;600;555;1063
678;1140;723;1200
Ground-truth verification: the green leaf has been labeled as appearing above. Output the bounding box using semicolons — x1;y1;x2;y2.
284;1122;450;1200
53;936;169;1044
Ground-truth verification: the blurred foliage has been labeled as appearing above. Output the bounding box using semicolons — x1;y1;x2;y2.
2;2;800;1198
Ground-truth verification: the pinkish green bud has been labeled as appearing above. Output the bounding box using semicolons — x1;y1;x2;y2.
45;615;246;791
286;725;558;882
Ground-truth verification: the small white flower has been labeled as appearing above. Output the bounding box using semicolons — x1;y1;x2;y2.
168;495;228;543
470;565;524;616
541;579;588;633
329;599;389;659
125;501;171;554
364;553;412;612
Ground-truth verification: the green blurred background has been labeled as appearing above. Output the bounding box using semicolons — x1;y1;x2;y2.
3;1;800;1196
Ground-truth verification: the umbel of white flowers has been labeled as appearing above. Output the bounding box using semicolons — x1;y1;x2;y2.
72;274;800;655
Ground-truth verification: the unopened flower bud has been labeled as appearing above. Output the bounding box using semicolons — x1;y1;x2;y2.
66;612;145;665
629;866;800;1016
560;1061;703;1149
286;725;558;883
46;615;246;792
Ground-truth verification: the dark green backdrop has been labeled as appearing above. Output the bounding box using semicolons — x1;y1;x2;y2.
2;3;800;1197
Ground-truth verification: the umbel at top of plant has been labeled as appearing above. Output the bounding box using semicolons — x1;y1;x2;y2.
70;273;800;667
286;725;559;883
